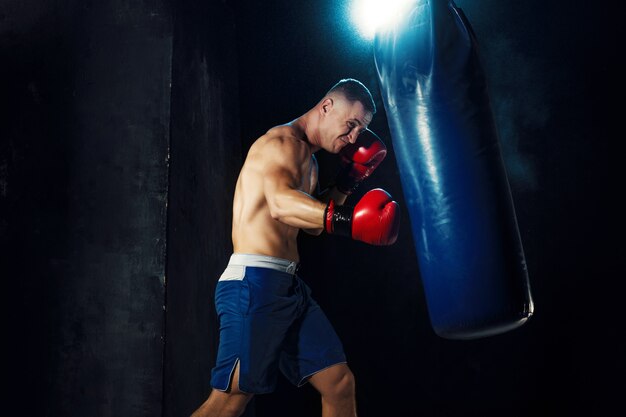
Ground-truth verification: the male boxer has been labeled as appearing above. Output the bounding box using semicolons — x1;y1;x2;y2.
191;79;399;417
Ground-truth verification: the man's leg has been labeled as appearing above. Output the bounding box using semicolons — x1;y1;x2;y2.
308;363;357;417
191;361;254;417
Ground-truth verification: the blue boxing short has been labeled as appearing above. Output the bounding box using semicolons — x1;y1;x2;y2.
210;253;347;394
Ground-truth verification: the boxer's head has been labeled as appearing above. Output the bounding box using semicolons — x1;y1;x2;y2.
318;79;375;153
325;78;376;116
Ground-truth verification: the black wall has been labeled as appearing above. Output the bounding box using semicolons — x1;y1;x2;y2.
2;0;172;415
2;0;246;415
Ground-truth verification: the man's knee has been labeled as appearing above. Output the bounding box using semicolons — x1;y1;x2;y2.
222;399;250;417
333;368;356;399
317;366;356;401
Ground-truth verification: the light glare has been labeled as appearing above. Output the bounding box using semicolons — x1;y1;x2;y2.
351;0;415;39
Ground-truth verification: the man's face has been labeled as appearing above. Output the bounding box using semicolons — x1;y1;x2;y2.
321;98;373;153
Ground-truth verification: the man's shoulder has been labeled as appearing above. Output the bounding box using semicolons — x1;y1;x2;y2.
254;125;308;157
264;125;304;144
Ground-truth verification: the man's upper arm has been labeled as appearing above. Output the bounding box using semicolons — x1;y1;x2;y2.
262;138;306;201
261;137;324;230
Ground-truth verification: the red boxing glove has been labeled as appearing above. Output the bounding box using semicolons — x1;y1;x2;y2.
334;129;387;195
324;188;400;246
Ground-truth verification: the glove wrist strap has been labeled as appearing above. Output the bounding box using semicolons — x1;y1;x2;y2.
324;200;335;234
328;202;353;238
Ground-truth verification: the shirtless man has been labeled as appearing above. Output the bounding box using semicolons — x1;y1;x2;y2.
191;79;399;417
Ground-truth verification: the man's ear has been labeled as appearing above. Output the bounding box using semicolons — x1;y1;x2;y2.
320;97;334;115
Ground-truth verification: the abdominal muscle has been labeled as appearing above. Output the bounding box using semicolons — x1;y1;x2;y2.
232;217;300;263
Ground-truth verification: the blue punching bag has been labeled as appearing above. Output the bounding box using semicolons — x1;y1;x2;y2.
374;0;533;339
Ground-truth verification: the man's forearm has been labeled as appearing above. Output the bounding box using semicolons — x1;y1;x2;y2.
268;189;328;229
267;185;351;234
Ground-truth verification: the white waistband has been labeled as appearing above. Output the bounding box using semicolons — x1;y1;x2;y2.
228;253;299;274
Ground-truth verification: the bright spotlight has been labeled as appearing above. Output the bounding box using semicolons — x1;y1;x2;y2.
351;0;416;39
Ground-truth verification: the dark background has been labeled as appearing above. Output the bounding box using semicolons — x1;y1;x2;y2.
1;0;623;416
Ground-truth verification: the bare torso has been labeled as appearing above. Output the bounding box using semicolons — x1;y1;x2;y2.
232;125;318;263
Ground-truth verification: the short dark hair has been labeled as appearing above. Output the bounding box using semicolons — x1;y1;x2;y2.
326;78;376;115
